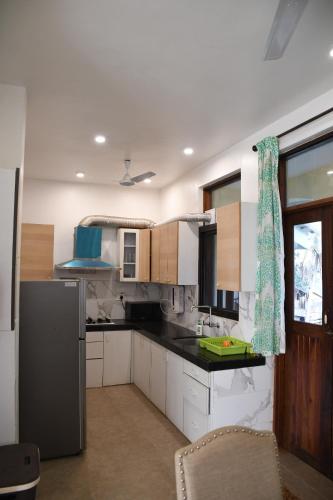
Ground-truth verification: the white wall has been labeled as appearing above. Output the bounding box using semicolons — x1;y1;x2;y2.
160;88;333;217
22;179;161;265
0;84;26;445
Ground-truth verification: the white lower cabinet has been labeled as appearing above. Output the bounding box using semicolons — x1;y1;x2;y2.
86;331;104;388
103;330;132;386
183;373;209;441
166;351;184;431
86;329;132;388
133;332;151;397
150;342;167;413
183;400;208;442
86;359;103;388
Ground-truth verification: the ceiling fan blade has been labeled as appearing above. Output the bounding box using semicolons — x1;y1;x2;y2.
131;171;156;183
264;0;308;61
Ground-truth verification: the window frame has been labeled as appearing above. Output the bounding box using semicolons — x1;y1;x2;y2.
198;224;239;321
279;130;333;213
200;173;241;321
203;172;241;212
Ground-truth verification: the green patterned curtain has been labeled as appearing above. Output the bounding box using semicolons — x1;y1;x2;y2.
253;136;285;355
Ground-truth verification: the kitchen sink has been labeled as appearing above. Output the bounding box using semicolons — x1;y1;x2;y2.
172;336;206;346
172;335;206;340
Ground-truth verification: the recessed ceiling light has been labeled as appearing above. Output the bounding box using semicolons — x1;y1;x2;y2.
330;48;333;58
144;178;152;184
327;170;333;175
94;134;106;144
183;147;194;156
76;172;85;178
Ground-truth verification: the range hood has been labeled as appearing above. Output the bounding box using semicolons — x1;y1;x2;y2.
55;226;116;271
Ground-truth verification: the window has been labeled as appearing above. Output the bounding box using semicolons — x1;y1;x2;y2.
200;173;241;320
203;173;241;211
285;136;333;207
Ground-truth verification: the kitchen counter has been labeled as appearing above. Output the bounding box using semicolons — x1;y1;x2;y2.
86;319;265;372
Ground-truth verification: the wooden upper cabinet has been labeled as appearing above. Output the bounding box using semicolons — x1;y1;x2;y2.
166;222;178;284
20;223;54;280
159;224;169;283
151;221;198;286
138;228;151;282
151;227;160;282
216;202;256;292
216;203;240;291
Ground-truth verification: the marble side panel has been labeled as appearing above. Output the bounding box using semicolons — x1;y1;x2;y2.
210;389;273;432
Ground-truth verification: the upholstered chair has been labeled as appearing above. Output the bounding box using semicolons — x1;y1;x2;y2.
175;425;283;500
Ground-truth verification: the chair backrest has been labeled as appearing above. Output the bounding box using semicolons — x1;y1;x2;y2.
175;425;283;500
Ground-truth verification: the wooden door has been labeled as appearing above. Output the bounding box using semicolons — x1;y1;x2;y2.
138;229;151;282
159;224;169;284
216;203;240;291
151;227;160;282
276;207;333;477
167;222;178;284
20;223;54;280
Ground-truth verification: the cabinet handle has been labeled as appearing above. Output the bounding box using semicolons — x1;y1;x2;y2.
191;420;199;429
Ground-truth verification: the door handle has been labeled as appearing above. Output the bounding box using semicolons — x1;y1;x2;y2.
323;313;333;335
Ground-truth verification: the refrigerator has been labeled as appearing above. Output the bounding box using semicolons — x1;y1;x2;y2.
19;279;86;460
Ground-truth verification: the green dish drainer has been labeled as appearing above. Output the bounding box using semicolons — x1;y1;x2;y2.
199;336;253;356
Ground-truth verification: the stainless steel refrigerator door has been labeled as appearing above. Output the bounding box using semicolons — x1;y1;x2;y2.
19;279;86;459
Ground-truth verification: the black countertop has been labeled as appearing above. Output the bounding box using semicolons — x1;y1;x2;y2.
86;319;265;372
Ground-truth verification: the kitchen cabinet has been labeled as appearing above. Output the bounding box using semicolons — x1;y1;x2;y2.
119;228;151;282
152;221;198;285
150;342;167;413
131;332;271;442
20;223;54;281
151;227;160;282
103;330;132;386
166;351;183;431
133;332;151;397
138;229;151;282
86;331;104;388
216;202;256;292
86;360;103;388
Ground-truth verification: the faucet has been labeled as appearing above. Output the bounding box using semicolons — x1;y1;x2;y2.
191;305;220;328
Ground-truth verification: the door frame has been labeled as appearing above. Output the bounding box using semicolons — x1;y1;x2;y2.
274;130;333;475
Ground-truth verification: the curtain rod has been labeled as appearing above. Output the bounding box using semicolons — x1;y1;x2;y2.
252;107;333;152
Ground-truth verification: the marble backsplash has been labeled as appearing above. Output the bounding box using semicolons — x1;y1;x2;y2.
85;274;252;343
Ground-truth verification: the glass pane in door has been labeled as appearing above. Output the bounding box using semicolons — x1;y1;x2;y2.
294;221;322;324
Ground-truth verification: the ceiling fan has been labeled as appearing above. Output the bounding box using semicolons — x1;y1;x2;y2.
119;160;156;187
264;0;308;60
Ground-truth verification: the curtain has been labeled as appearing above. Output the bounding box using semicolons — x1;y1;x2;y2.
253;136;285;355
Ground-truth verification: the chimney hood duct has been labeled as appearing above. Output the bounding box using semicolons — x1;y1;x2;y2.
55;226;116;271
56;213;211;271
78;213;211;228
79;215;155;229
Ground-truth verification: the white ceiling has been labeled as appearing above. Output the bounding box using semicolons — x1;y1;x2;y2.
0;0;333;189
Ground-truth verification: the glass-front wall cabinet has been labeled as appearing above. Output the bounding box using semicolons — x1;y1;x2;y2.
119;229;138;281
